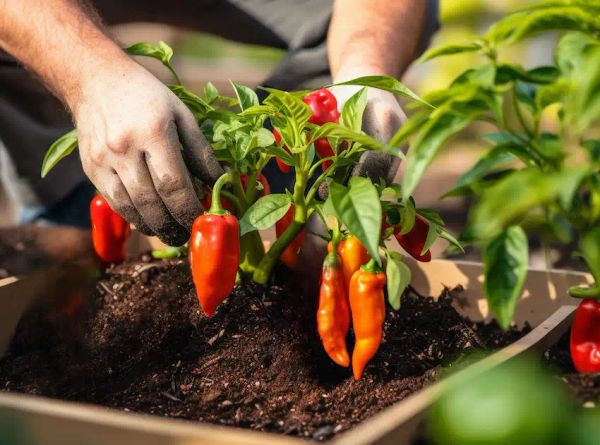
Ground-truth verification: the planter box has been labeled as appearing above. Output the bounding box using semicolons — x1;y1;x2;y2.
0;256;592;445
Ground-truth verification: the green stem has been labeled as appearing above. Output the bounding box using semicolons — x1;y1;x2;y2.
253;167;309;284
221;191;243;215
239;230;266;276
360;257;382;274
209;172;233;215
166;63;183;85
568;285;600;299
231;171;249;211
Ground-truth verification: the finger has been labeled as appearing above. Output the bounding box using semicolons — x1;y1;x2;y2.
175;105;223;185
98;169;157;235
145;120;202;231
352;151;399;185
115;154;189;246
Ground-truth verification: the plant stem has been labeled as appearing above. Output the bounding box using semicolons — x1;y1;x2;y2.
166;63;183;85
208;172;233;215
239;230;266;276
253;166;309;284
568;285;600;299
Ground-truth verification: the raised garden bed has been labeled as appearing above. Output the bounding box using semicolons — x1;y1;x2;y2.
0;255;590;445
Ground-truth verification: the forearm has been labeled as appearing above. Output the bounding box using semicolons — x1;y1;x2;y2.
328;0;426;81
0;0;131;111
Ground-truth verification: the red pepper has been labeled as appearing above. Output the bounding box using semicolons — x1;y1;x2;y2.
304;89;340;170
393;214;432;262
275;205;306;269
190;174;240;317
90;194;131;265
571;299;600;372
273;128;292;173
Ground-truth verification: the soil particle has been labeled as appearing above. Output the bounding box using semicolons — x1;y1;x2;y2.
1;257;525;440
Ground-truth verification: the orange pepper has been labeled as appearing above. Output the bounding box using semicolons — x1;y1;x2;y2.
349;259;387;380
332;236;371;289
317;247;351;367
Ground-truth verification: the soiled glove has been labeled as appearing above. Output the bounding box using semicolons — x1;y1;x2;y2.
318;86;407;198
74;63;222;246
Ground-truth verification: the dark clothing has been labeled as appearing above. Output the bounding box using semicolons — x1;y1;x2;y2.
0;0;439;221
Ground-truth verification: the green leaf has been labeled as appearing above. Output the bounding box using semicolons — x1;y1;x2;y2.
389;110;430;147
263;88;312;149
239;194;291;235
496;64;560;85
255;128;276;147
330;75;430;107
418;41;484;62
583;139;600;164
126;41;173;64
470;167;588;239
421;222;440;256
41;130;78;178
568;44;600;132
329;177;382;264
443;149;517;198
402;107;480;201
312;123;402;158
581;226;600;284
516;82;538;113
341;87;368;132
398;198;416;235
169;85;212;117
204;82;219;103
385;251;411;310
264;145;295;166
438;228;464;253
483;226;529;330
535;79;571;111
555;32;599;75
488;6;600;46
231;81;259;111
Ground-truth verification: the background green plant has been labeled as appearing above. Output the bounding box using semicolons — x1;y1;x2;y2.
399;0;600;329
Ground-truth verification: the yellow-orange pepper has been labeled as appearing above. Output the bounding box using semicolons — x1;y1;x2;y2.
330;236;370;289
317;248;350;367
349;259;387;380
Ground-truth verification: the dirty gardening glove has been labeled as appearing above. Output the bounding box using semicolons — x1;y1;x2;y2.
74;63;222;246
317;86;407;198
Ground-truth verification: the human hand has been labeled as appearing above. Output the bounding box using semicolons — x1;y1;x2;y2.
330;85;407;183
71;62;222;245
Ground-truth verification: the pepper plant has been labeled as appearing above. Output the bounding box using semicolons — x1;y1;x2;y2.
396;0;600;330
41;40;464;377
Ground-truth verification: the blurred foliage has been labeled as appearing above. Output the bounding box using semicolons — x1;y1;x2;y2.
427;357;600;445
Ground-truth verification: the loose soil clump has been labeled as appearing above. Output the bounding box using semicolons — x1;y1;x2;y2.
1;256;525;441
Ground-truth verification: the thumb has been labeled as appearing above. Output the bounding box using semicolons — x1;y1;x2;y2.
175;105;223;184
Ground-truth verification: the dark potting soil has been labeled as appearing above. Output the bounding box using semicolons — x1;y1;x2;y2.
544;331;600;406
0;256;526;441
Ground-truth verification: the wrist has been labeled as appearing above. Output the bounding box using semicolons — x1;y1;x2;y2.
61;44;136;114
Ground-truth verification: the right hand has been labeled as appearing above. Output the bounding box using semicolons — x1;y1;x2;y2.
71;62;222;245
